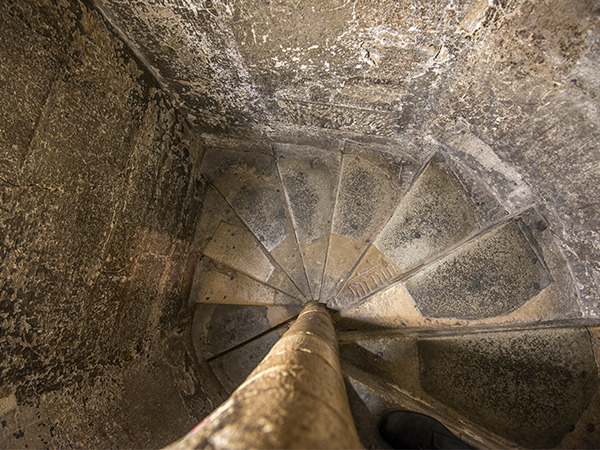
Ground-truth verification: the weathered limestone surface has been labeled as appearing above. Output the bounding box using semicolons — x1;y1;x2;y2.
95;0;600;317
4;0;600;448
0;1;220;448
419;328;600;448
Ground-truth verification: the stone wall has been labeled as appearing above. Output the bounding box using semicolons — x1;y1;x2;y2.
0;1;219;447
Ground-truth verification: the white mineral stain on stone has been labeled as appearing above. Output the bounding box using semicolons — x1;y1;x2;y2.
0;393;17;417
459;0;491;35
435;127;533;210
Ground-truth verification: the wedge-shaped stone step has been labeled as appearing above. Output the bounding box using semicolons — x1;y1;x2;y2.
274;143;341;301
201;148;311;298
321;147;415;302
208;324;291;394
418;327;599;448
406;217;552;320
338;211;580;330
190;257;304;306
193;184;304;299
335;152;506;309
193;184;246;252
192;303;300;362
340;358;501;449
204;221;276;282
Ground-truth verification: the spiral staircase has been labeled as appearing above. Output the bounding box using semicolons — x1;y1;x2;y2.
188;141;600;449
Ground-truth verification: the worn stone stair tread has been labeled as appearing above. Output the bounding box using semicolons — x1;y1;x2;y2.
208;324;292;395
321;149;410;303
192;303;300;361
340;359;507;449
203;220;275;281
559;327;600;448
418;327;600;448
190;257;304;307
274;143;341;301
337;281;581;333
337;211;581;330
335;152;507;309
193;185;303;299
193;184;246;252
199;220;306;300
201;148;311;298
405;217;553;320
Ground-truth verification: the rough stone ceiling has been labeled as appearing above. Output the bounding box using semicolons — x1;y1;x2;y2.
94;0;599;139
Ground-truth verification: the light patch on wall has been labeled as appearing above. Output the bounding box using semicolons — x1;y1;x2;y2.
436;124;534;210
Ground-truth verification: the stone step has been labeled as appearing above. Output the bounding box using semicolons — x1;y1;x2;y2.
337;212;581;329
339;325;600;449
193;184;246;252
273;143;341;301
334;152;506;309
193;184;305;299
405;217;552;320
201;148;311;298
192;303;301;361
417;327;599;448
321;145;416;303
340;358;505;449
208;323;292;394
190;257;304;307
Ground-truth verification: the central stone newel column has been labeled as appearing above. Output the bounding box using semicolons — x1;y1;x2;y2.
166;301;360;450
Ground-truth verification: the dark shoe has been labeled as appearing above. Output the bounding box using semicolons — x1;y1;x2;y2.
378;410;475;449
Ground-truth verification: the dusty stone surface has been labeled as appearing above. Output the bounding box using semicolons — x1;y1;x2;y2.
200;148;311;298
0;1;218;448
331;154;398;242
419;327;600;448
338;207;582;329
201;149;289;252
192;303;300;358
190;257;303;307
323;150;406;301
202;221;275;283
274;143;342;300
94;0;600;317
374;153;506;271
209;324;290;394
93;0;472;135
406;218;553;320
560;326;600;448
277;156;337;244
335;151;507;308
192;184;246;252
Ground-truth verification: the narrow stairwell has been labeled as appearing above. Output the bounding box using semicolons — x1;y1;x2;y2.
189;142;600;449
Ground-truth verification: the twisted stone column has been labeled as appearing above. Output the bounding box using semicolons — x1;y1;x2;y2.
166;302;360;449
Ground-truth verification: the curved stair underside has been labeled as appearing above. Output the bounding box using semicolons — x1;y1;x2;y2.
189;142;600;449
